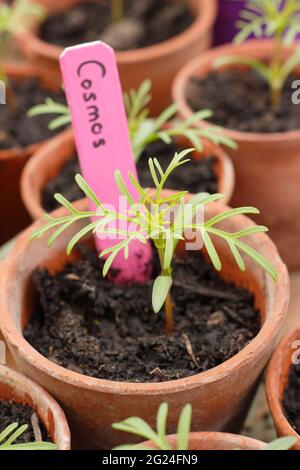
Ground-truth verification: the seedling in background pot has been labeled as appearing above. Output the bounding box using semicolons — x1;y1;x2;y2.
214;0;300;109
112;402;297;450
0;0;46;99
31;150;277;335
28;79;237;161
0;423;57;450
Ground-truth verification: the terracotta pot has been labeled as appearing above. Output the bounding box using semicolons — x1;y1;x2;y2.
0;195;289;449
266;327;300;450
173;39;300;271
0;365;71;449
19;0;217;115
0;63;62;245
21;127;235;221
142;431;266;450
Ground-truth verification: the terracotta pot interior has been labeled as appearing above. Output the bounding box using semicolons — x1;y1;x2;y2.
0;375;56;443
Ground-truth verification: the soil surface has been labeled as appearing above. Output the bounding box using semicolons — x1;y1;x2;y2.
0;78;65;150
42;140;218;212
283;363;300;434
40;0;194;51
25;248;260;383
0;401;49;443
187;69;300;133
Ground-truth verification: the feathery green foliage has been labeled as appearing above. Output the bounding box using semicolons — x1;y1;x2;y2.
0;423;57;451
112;403;297;451
112;403;192;450
28;80;236;160
214;0;300;108
0;0;46;82
31;149;277;334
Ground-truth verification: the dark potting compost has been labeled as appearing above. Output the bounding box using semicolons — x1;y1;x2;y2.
283;363;300;435
187;69;300;133
0;401;49;443
25;248;260;383
42;140;218;212
0;79;65;150
39;0;194;51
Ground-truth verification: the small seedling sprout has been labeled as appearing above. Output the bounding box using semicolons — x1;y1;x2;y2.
28;80;237;160
0;422;57;450
112;403;297;450
0;0;46;85
214;0;300;109
112;403;192;450
31;150;277;335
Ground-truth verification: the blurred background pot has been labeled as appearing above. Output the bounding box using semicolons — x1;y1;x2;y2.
20;128;235;220
0;63;61;245
173;39;300;271
20;0;217;114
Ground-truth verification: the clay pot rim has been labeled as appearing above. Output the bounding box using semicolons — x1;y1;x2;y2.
172;38;300;143
19;0;217;64
20;126;235;221
0;62;59;161
0;199;289;395
0;364;71;450
265;327;300;448
142;431;267;450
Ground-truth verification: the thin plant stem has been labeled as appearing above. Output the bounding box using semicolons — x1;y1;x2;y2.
157;242;174;335
111;0;124;23
164;292;174;336
270;31;283;109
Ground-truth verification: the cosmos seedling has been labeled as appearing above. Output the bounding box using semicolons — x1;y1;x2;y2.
112;403;297;450
28;80;237;160
112;403;192;450
31;149;277;335
0;0;46;84
0;423;57;450
214;0;300;109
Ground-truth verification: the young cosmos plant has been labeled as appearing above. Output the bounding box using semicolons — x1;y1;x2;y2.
112;403;297;451
214;0;300;109
0;423;57;450
0;0;46;83
31;150;277;336
28;80;237;161
112;403;192;450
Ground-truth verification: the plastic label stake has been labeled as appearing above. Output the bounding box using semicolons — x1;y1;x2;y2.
60;41;152;283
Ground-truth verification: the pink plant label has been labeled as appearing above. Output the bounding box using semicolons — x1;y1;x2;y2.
60;41;152;283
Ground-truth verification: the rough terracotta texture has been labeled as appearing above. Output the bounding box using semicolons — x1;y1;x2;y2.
266;328;300;450
19;0;217;114
0;63;61;245
20;127;235;220
0;365;71;449
142;431;266;450
173;39;300;271
0;194;289;449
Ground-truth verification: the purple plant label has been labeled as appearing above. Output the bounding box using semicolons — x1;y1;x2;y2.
60;41;152;283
